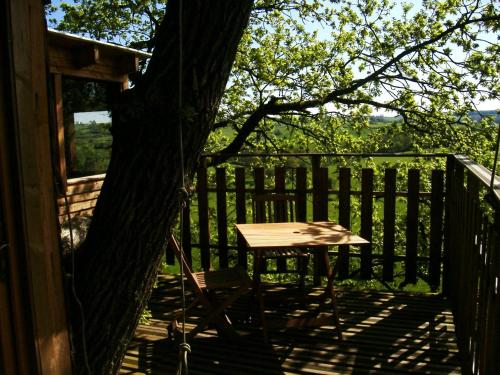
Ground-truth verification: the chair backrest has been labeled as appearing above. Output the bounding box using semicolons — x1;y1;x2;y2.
252;193;296;223
167;236;202;291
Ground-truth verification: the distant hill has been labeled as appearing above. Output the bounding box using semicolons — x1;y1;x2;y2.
369;110;499;124
468;110;500;122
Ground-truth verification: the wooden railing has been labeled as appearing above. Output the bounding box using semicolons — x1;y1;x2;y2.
56;152;499;372
444;154;500;375
169;153;449;289
57;174;105;221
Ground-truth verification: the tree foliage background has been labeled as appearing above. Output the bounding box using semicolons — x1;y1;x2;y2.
48;0;499;165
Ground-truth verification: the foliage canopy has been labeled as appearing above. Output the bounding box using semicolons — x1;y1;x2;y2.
47;0;499;165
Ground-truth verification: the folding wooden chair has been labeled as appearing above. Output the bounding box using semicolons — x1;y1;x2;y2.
167;236;252;340
252;193;310;289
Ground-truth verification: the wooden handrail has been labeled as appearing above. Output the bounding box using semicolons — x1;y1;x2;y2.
453;154;500;207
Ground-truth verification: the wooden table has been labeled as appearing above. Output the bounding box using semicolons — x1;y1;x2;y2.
235;221;369;340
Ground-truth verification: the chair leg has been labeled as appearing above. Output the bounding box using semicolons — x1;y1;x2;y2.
326;276;343;341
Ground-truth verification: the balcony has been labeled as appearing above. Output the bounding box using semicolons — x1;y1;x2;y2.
59;152;499;374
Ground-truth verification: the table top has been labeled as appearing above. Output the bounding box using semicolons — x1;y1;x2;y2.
235;221;369;250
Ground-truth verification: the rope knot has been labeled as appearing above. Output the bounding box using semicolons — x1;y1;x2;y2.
179;342;191;354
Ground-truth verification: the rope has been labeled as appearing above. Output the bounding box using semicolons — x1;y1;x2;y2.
175;0;191;374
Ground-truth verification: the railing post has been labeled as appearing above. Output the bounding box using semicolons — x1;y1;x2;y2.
428;169;444;291
442;156;455;297
216;168;228;269
197;160;210;271
235;168;247;269
383;169;396;282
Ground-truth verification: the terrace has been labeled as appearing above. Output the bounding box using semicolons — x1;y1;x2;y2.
3;5;498;374
60;152;499;374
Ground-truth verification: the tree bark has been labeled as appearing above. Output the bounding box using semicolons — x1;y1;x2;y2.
70;1;253;373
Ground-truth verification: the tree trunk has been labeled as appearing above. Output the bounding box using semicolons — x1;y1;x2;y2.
70;1;253;373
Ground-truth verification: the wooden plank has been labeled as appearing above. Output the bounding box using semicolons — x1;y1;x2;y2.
274;167;287;272
58;198;98;216
360;169;373;280
405;169;420;284
57;189;101;206
338;168;351;280
383;169;396;282
429;170;444;290
197;165;210;271
295;167;307;221
312;168;329;281
216;168;228;269
235;168;247;269
66;175;105;193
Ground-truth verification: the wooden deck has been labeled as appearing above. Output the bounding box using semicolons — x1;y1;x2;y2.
120;275;461;374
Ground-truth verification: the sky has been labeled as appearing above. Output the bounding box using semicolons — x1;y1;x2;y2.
74;111;112;124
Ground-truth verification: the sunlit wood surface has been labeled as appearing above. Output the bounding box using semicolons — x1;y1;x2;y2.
120;275;461;374
236;221;369;250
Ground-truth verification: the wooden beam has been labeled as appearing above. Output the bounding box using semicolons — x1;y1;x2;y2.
53;74;67;190
75;45;100;67
119;55;139;74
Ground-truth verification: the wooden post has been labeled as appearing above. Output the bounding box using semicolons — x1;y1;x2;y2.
216;168;229;269
383;169;396;282
338;168;351;279
0;1;72;373
197;163;210;270
405;169;420;284
312;168;329;283
235;168;247;268
360;168;373;280
429;170;444;290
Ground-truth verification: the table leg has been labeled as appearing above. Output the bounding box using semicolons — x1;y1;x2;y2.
253;250;268;341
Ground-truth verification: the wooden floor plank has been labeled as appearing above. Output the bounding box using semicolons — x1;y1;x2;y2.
121;275;461;374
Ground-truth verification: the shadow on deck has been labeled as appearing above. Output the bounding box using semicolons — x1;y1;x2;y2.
120;275;461;374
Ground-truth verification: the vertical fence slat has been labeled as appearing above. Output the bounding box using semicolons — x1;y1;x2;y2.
296;167;307;221
485;222;499;375
429;169;444;290
182;200;192;265
361;168;373;280
383;169;396;282
254;168;265;223
197;164;210;271
275;167;287;272
338;167;351;280
235;167;247;269
216;168;228;269
405;169;419;284
313;167;329;282
254;167;266;272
